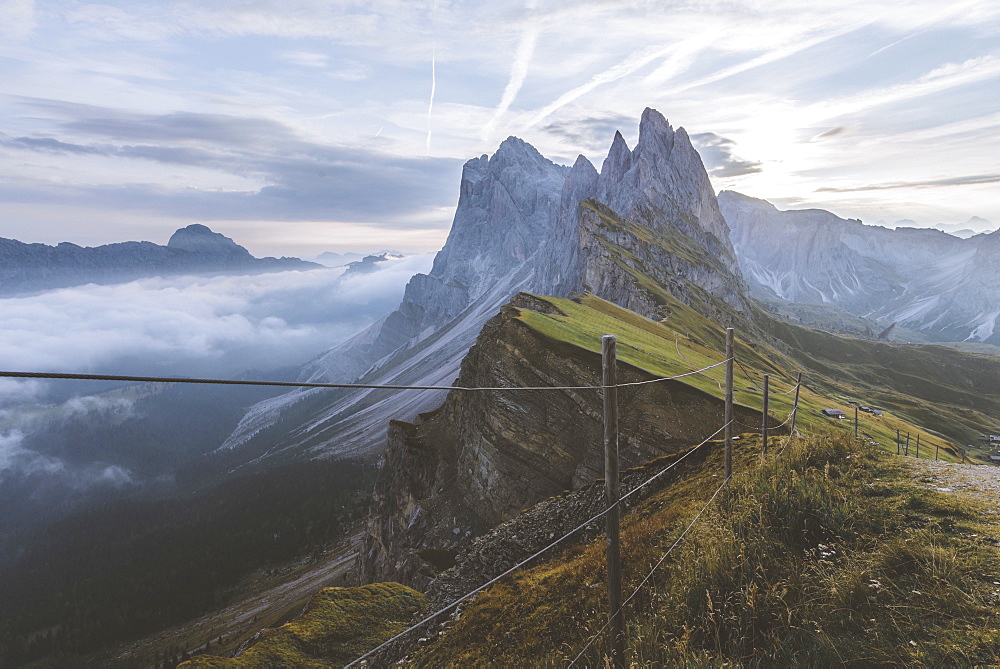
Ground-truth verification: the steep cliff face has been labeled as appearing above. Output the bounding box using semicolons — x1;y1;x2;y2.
219;138;570;456
578;199;748;324
538;109;746;316
361;294;770;588
223;107;750;461
720;191;1000;343
597;109;737;265
0;224;316;295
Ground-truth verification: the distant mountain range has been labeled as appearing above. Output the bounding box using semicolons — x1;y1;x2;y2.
719;191;1000;344
0;224;319;295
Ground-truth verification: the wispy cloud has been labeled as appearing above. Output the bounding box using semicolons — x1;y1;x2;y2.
1;0;999;247
0;101;462;224
0;254;434;377
427;47;437;152
0;0;35;41
278;51;330;68
808;56;1000;123
817;173;1000;192
539;110;635;155
0;430;64;477
521;44;676;130
482;1;541;141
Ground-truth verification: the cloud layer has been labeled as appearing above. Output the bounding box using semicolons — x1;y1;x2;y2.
0;256;432;480
0;256;432;378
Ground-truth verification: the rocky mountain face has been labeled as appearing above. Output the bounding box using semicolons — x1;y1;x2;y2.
0;224;317;295
218;138;571;457
538;109;745;317
719;191;1000;344
360;294;772;588
221;108;747;460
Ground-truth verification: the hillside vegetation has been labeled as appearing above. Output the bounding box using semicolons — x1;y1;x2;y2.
519;292;996;460
184;583;424;668
412;433;1000;666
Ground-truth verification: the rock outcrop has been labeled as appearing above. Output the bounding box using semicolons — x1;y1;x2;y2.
360;294;775;588
0;224;316;295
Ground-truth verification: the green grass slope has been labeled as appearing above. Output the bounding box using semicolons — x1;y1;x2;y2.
517;292;998;462
183;582;424;668
570;199;999;457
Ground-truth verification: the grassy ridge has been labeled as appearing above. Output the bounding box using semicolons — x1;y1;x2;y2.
517;293;972;462
412;434;1000;666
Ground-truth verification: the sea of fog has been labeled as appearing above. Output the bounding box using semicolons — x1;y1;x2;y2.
0;254;434;488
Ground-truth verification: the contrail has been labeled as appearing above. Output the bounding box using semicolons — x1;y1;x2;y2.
482;1;540;141
522;44;675;130
426;46;436;152
425;0;439;153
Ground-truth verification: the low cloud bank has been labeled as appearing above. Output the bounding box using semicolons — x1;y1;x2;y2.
0;253;434;379
0;253;434;481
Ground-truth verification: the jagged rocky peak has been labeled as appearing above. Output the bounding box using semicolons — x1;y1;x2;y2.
599;131;633;189
167;224;252;259
595;108;736;257
419;135;569;308
226;106;755;457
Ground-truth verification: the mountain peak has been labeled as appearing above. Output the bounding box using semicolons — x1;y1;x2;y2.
492;135;547;165
167;224;252;258
598;130;633;190
639;107;671;134
635;107;676;162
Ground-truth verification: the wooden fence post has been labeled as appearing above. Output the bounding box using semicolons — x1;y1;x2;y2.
897;429;900;455
724;328;734;480
761;374;770;457
905;433;910;456
916;434;920;459
602;335;625;669
935;443;940;460
854;406;859;439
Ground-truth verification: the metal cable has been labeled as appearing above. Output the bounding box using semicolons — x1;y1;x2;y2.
0;359;729;393
567;476;731;667
343;420;733;668
735;358;761;391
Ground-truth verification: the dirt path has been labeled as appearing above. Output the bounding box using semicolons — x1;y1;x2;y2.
902;457;1000;522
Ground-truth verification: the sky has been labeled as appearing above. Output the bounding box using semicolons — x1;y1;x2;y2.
1;0;999;257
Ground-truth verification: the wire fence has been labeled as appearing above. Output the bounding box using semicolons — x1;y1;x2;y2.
567;475;732;666
0;360;729;393
4;328;909;668
344;419;734;668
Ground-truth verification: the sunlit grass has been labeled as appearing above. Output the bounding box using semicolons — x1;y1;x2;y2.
183;583;425;668
518;293;965;462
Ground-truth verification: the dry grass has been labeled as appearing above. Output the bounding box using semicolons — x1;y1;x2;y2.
411;433;1000;667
